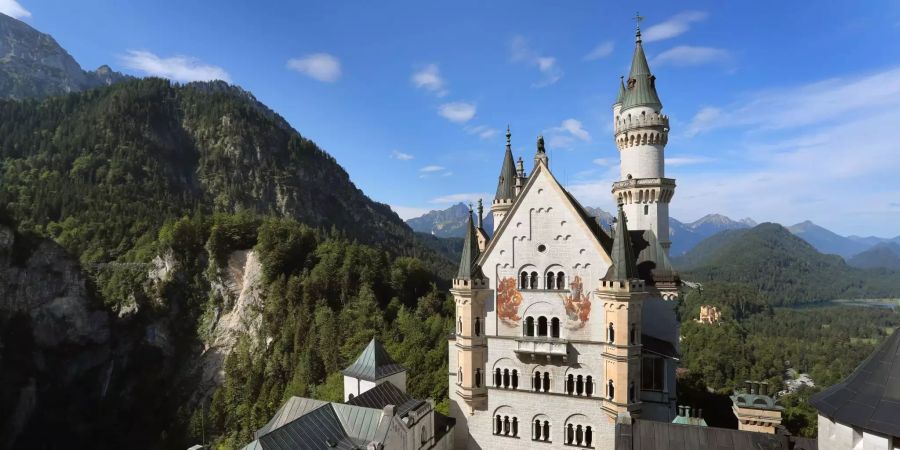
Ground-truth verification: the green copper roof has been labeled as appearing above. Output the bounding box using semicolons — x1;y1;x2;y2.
615;76;626;105
605;205;638;281
621;30;662;112
456;211;482;280
342;338;405;382
495;129;517;201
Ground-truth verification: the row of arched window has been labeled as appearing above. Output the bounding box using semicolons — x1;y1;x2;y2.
565;374;595;396
524;316;560;338
531;420;594;447
494;368;519;389
606;322;639;344
519;271;566;290
494;415;519;437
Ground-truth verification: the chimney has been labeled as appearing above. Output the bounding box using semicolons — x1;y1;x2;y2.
697;408;703;419
678;405;685;417
760;382;769;396
685;406;692;418
383;405;396;418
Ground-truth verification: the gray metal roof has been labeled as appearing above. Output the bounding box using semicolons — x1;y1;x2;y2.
257;403;373;450
456;212;483;280
346;381;413;411
331;403;384;442
604;205;638;281
810;329;900;437
494;130;517;201
341;338;405;382
615;76;626;105
630;229;680;286
255;397;328;439
621;30;662;112
616;420;818;450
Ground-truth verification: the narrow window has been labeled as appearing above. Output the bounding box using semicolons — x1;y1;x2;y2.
503;369;510;388
475;369;482;388
644;204;649;215
512;418;518;437
543;372;550;392
551;318;560;338
567;424;574;444
533;371;540;391
512;370;519;390
546;272;555;290
567;374;574;395
586;376;594;396
504;416;510;435
538;316;548;337
608;322;615;343
608;380;615;400
586;426;593;447
576;375;584;396
458;317;462;333
557;272;565;289
576;425;584;446
530;271;538;289
630;324;636;344
543;421;550;441
495;415;502;435
534;419;542;440
495;368;501;387
520;271;528;289
474;317;481;336
525;316;535;337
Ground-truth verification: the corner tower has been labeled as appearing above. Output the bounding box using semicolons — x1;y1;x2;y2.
491;128;517;233
612;22;675;253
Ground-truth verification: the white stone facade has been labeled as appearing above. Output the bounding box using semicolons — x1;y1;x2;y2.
343;371;407;402
817;415;897;450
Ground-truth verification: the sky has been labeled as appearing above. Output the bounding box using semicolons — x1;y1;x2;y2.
4;0;900;237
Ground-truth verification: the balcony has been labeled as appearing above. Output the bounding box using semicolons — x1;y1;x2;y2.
514;337;570;361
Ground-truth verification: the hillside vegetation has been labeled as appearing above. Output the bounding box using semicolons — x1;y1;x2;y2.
675;223;900;305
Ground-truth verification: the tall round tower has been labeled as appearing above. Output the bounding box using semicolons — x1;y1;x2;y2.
612;22;675;253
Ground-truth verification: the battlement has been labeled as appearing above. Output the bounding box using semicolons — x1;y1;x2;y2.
599;278;645;293
453;277;488;290
615;113;669;135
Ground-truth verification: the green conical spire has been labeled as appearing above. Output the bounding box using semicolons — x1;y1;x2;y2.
615;76;626;105
495;128;517;201
606;204;638;281
456;208;482;280
622;24;662;112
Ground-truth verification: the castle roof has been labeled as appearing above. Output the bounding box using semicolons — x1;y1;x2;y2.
342;338;405;382
615;76;626;105
495;128;517;201
810;329;900;437
605;205;639;281
621;28;662;112
346;381;418;415
615;419;818;450
456;210;484;280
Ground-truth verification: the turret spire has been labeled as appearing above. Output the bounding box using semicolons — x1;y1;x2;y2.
615;75;626;105
495;128;517;201
456;208;482;280
622;13;662;112
606;204;638;281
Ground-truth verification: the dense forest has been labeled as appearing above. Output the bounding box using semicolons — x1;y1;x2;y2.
678;282;900;437
0;79;456;449
675;223;900;305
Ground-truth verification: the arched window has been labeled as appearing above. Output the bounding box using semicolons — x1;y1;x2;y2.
533;371;541;391
525;317;535;337
644;204;649;215
630;323;636;344
557;272;565;289
495;415;502;435
608;380;615;400
608;322;615;343
576;375;584;396
512;370;519;390
512;418;518;437
546;272;555;290
567;374;574;395
538;316;548;337
458;368;463;384
567;424;574;445
474;317;481;336
542;421;550;442
421;425;427;444
586;376;594;396
503;416;510;435
530;271;538;289
542;372;550;392
630;381;636;402
495;368;502;387
576;425;584;446
458;317;462;333
503;369;510;388
586;426;593;447
475;369;482;388
520;271;528;289
551;318;560;338
534;419;542;440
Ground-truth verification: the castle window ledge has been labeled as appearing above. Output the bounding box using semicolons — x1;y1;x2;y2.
514;338;569;359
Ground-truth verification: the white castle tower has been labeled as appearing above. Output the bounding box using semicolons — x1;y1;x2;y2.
612;21;674;253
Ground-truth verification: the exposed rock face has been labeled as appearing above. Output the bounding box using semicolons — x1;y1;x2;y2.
0;12;125;99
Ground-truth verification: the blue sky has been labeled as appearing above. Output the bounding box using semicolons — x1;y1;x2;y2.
5;0;900;236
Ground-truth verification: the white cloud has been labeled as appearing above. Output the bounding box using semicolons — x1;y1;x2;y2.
465;125;498;140
420;165;445;173
287;53;341;82
120;50;230;82
593;158;611;166
545;118;591;149
652;46;731;67
510;35;563;87
438;101;476;123
666;156;714;166
684;107;722;137
583;41;614;61
411;64;448;97
642;11;708;42
390;150;414;161
430;193;489;205
0;0;30;18
390;205;429;220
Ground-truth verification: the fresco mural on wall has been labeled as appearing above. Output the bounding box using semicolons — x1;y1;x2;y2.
497;277;523;324
561;275;591;329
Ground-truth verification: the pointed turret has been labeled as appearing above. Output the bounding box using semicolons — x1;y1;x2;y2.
534;135;548;168
606;204;638;281
621;23;662;112
456;208;483;280
615;75;626;105
495;127;517;202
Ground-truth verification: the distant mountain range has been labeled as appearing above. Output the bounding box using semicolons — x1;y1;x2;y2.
0;12;127;99
406;204;898;268
847;242;900;270
673;223;900;305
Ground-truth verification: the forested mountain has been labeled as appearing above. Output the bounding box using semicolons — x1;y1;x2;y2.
0;13;126;99
674;223;900;305
848;242;900;270
0;76;458;448
668;214;754;256
787;220;869;259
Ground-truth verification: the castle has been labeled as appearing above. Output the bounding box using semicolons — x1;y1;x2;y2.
448;24;682;450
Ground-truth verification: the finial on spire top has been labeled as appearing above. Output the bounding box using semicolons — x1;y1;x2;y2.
506;125;511;145
634;12;644;42
537;135;545;153
477;199;484;228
